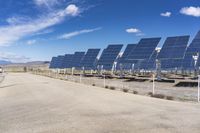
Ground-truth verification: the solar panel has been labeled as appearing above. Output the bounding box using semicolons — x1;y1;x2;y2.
97;44;123;70
182;31;200;70
80;49;100;70
127;38;161;61
70;52;85;68
56;55;65;69
140;50;158;70
49;57;57;68
117;44;137;70
50;55;65;69
62;54;74;68
157;36;190;69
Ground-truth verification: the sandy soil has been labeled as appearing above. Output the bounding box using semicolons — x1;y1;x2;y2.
0;73;200;133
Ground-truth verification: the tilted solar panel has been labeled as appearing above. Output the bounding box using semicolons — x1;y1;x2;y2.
97;44;123;70
49;57;57;68
70;52;85;68
62;54;74;68
127;38;161;61
50;55;65;69
182;31;200;70
119;44;137;63
157;36;190;69
80;49;100;70
117;44;137;70
140;50;158;70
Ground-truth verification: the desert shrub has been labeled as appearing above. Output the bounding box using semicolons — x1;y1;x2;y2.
109;86;116;90
152;94;165;99
105;85;109;89
92;84;96;86
166;96;174;100
123;88;129;93
133;91;138;94
148;92;153;96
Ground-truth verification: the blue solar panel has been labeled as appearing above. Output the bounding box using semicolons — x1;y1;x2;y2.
127;38;161;61
140;50;158;70
56;55;65;68
157;36;189;69
80;49;100;70
182;31;200;70
50;55;65;69
49;57;57;68
97;44;123;70
62;54;74;68
70;52;85;68
117;44;137;70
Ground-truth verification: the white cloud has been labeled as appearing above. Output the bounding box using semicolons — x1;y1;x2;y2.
65;4;80;16
0;4;80;46
160;12;171;17
126;28;141;33
33;29;54;36
180;6;200;17
34;0;59;8
58;27;102;40
0;52;30;63
27;40;37;45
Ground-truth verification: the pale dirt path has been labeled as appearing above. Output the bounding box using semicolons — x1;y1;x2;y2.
0;73;200;133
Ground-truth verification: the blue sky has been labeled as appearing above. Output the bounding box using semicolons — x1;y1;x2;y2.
0;0;200;62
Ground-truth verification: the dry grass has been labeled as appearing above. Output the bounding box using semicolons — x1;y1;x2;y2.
152;94;165;99
133;91;138;94
148;92;153;96
123;88;129;93
105;85;109;89
166;96;174;100
109;86;116;90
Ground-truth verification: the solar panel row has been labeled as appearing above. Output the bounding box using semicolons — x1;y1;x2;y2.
49;30;200;71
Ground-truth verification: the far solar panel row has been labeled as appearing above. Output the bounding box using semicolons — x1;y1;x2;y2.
49;49;101;70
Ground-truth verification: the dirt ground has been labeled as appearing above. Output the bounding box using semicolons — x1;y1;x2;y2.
0;73;200;133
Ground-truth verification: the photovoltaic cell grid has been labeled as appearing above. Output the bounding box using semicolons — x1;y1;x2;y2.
157;36;190;69
62;54;74;68
119;44;137;63
97;44;123;70
127;38;161;61
182;31;200;70
80;49;100;70
49;57;57;68
50;55;65;69
70;52;85;68
140;50;158;70
116;44;137;70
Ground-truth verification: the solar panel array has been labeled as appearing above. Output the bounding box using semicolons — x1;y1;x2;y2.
140;50;158;70
62;54;74;68
80;49;100;70
70;52;85;68
49;57;57;68
49;30;200;71
117;44;137;70
182;31;200;70
97;45;123;70
158;36;190;69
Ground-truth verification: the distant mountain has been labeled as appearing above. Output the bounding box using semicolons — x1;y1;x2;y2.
0;60;12;65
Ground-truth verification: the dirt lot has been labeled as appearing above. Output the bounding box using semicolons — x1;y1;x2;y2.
0;73;200;133
38;71;199;101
